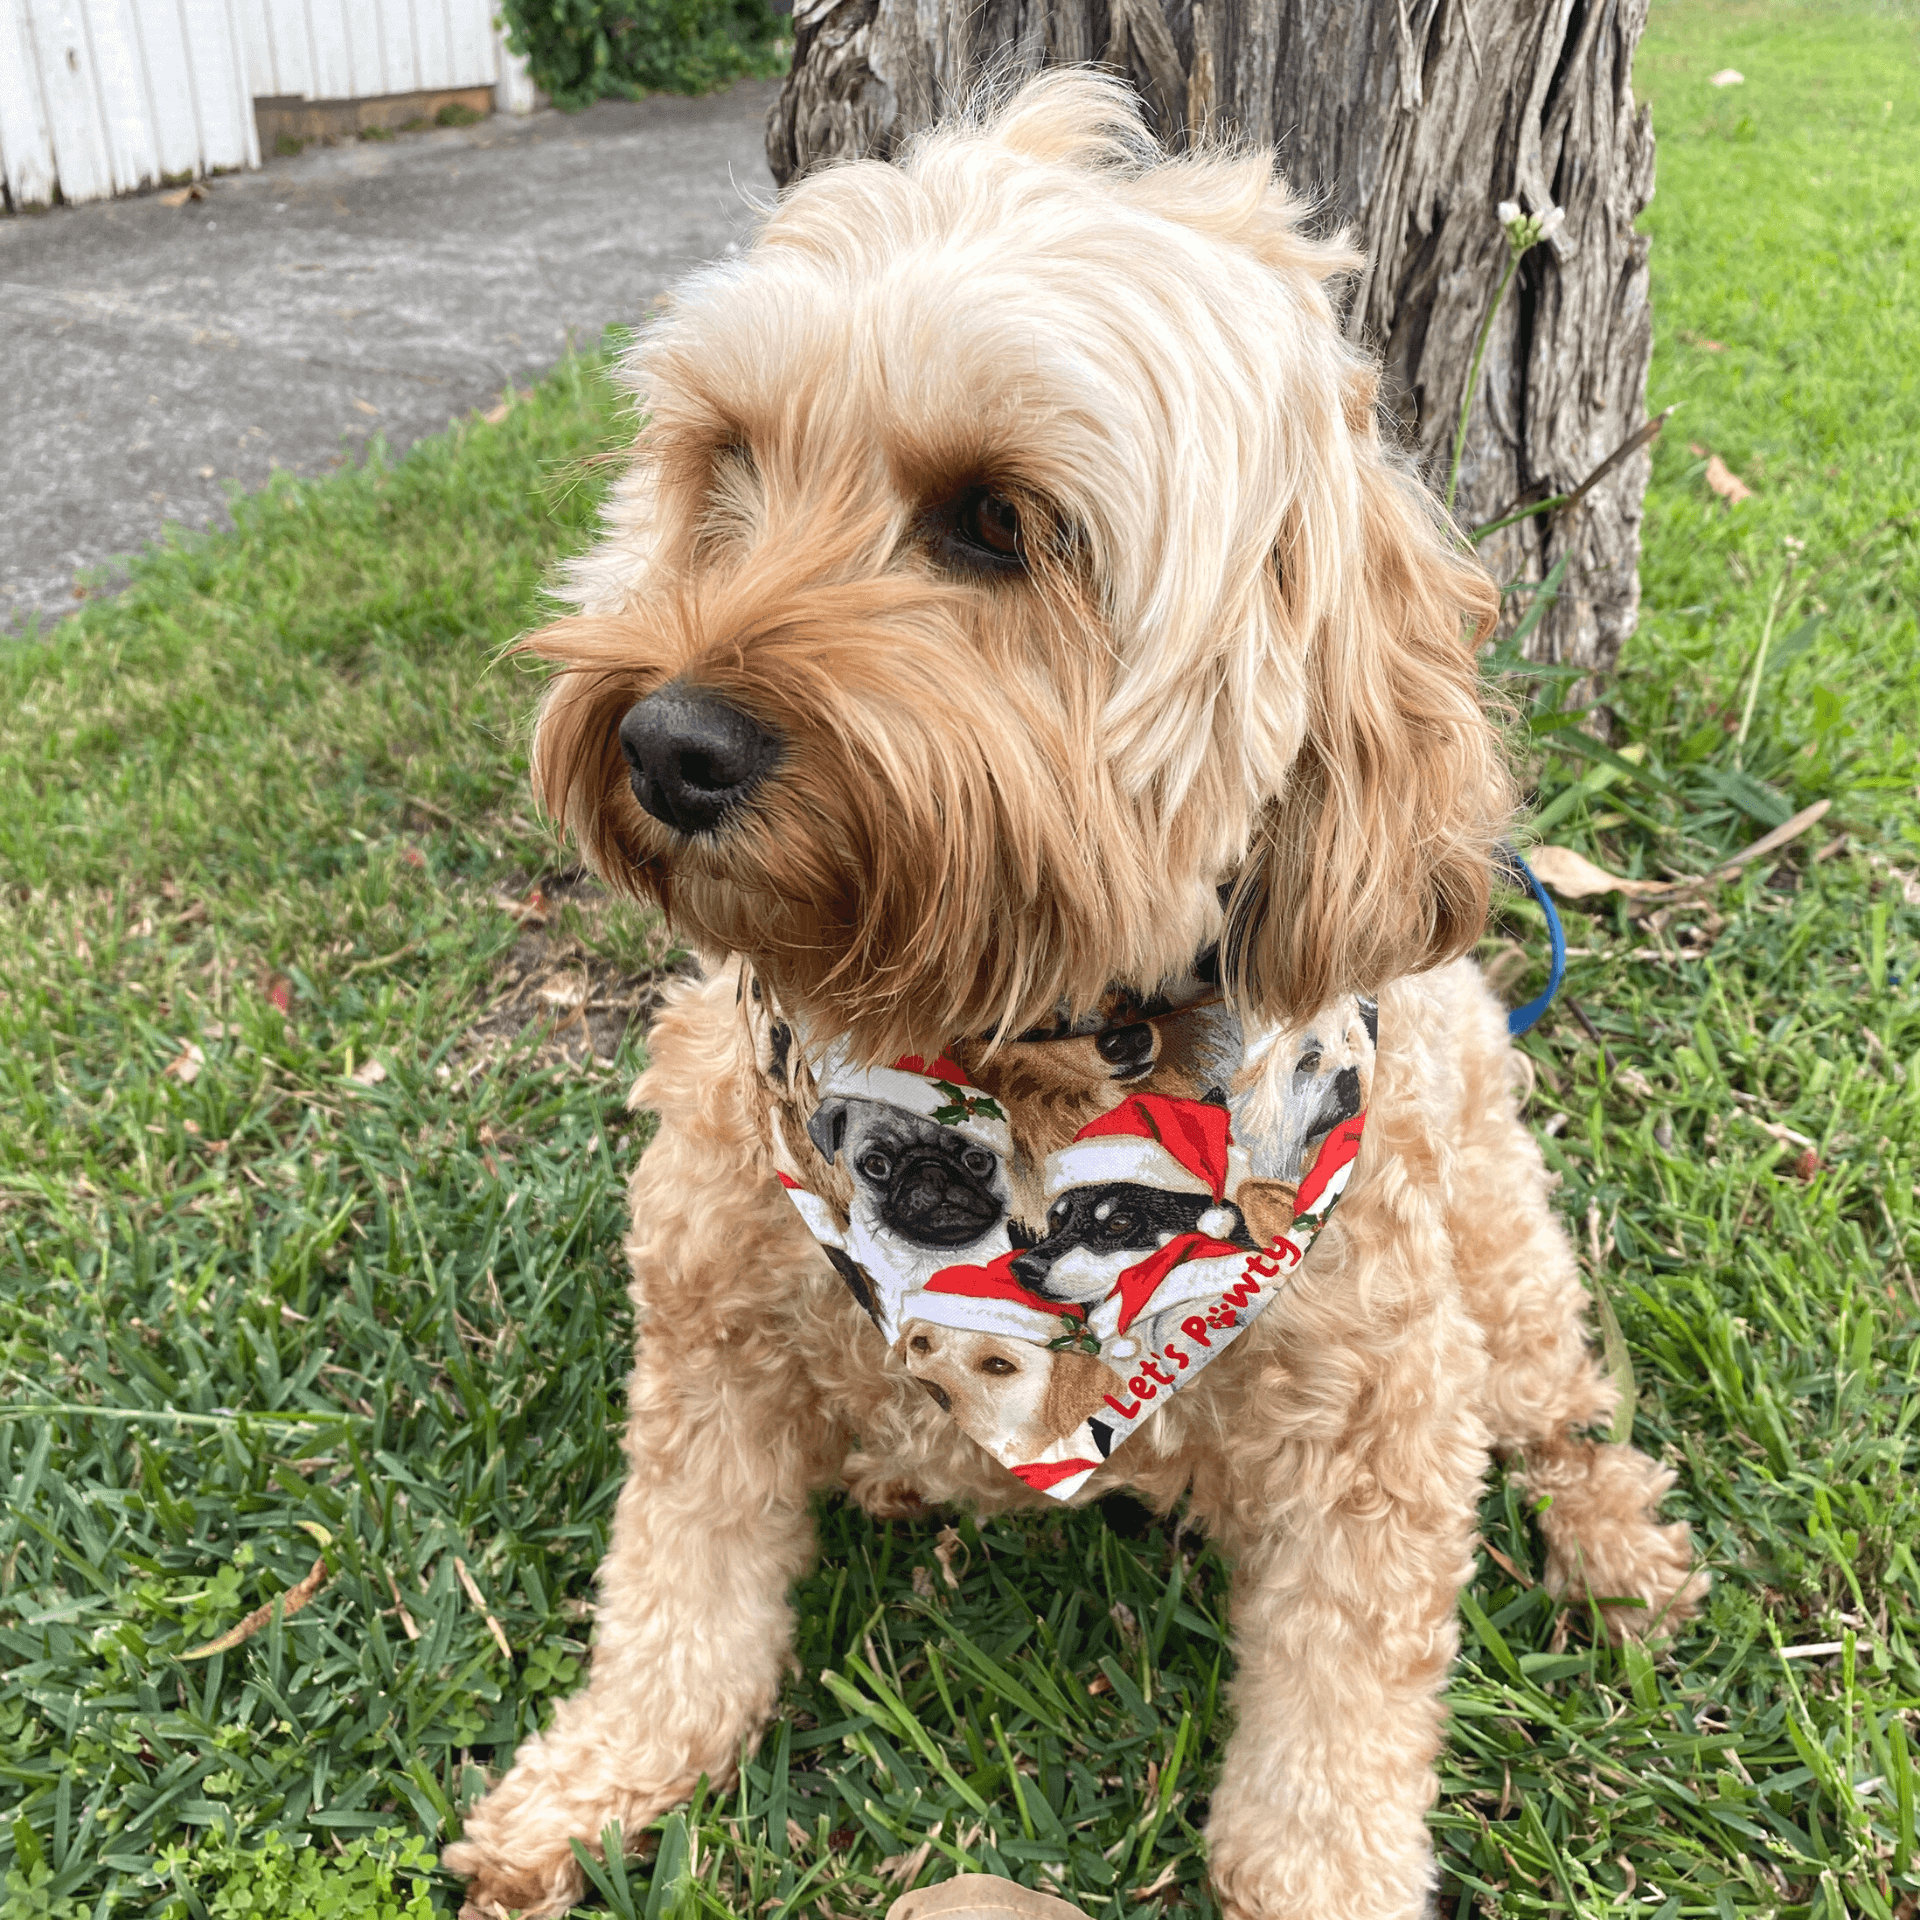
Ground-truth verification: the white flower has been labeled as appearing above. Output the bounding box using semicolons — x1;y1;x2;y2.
1497;198;1566;256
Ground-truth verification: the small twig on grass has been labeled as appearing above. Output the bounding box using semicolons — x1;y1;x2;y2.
341;937;424;980
1472;407;1679;543
181;1555;329;1660
1564;997;1613;1072
386;1567;421;1642
454;1554;515;1660
1876;1193;1919;1307
1727;1089;1817;1150
1735;560;1797;768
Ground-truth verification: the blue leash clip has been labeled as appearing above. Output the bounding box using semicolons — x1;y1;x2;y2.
1503;850;1567;1037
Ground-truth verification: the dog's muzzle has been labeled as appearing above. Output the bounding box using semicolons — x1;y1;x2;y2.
618;683;781;835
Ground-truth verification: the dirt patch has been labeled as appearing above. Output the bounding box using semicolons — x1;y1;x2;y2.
454;869;691;1080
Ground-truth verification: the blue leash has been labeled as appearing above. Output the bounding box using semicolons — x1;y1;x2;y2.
1503;850;1567;1036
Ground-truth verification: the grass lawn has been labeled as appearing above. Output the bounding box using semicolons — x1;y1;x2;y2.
2;1;1917;1915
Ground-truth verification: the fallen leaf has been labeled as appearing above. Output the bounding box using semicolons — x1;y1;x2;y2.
352;397;379;416
1704;453;1753;503
158;183;207;206
1526;846;1672;900
1792;1148;1821;1181
481;399;511;424
197;465;216;478
266;974;294;1014
1478;1538;1535;1588
181;1554;328;1659
888;1875;1087;1920
1678;329;1726;352
164;1041;207;1084
400;846;427;868
349;1058;387;1086
1709;68;1745;86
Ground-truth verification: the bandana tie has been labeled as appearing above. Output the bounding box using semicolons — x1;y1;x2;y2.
747;966;1376;1501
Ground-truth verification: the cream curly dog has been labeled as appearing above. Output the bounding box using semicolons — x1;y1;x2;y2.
445;71;1705;1920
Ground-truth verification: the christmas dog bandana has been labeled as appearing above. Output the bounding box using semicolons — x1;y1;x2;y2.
746;964;1375;1502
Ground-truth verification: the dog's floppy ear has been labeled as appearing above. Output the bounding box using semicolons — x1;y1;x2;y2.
806;1098;851;1164
1039;1349;1124;1441
1223;458;1509;1025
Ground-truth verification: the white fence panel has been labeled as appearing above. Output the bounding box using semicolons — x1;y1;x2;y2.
81;0;161;191
22;0;115;201
131;0;209;177
1;0;256;206
191;0;262;162
373;0;418;96
4;0;521;210
0;0;59;205
442;0;489;88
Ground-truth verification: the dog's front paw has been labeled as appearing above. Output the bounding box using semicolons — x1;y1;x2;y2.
446;1740;693;1920
442;1835;585;1920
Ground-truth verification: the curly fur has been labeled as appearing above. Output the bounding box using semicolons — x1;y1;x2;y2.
446;70;1705;1920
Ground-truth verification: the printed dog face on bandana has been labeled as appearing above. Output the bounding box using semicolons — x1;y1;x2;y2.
755;967;1375;1499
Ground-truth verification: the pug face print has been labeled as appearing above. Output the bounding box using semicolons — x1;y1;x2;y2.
754;968;1376;1499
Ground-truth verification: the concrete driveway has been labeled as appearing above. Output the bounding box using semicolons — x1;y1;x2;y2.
0;81;779;633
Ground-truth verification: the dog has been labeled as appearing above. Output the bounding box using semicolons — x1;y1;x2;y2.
806;1092;1013;1330
898;1321;1123;1464
444;70;1706;1920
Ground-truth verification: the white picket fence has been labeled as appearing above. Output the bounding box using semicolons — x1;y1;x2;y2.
0;0;533;209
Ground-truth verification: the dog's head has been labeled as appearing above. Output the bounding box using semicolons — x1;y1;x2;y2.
529;71;1508;1061
898;1320;1121;1457
807;1095;1008;1250
1010;1180;1253;1305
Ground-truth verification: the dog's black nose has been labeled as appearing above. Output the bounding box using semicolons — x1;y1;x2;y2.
1010;1251;1052;1292
618;685;780;835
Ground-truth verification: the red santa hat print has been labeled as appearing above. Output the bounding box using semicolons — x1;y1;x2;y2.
1044;1093;1244;1209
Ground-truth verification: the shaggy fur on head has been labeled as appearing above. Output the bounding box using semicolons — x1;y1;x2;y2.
447;71;1705;1920
525;70;1506;1061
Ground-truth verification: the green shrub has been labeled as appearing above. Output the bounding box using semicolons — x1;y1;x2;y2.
496;0;788;109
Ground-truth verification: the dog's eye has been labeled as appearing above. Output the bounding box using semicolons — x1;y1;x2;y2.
980;1356;1018;1377
931;486;1030;575
960;490;1021;556
858;1149;893;1182
908;1334;932;1355
962;1147;996;1179
1101;1210;1137;1239
1295;1049;1322;1077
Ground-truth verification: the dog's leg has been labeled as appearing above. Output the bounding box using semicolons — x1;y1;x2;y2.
1444;972;1707;1642
1194;1242;1487;1920
446;980;848;1919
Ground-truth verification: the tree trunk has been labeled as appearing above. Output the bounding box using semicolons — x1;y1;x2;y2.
766;0;1655;680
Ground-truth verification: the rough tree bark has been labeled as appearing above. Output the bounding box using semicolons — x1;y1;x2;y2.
766;0;1656;679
